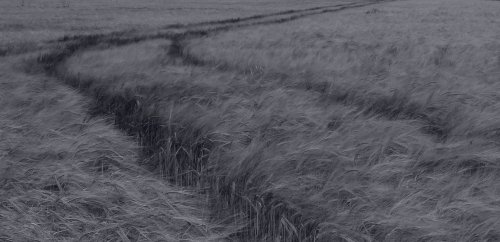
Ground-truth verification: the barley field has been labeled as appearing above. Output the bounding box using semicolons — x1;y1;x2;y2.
1;0;500;241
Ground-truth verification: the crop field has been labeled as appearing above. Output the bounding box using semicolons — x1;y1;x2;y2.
1;0;500;241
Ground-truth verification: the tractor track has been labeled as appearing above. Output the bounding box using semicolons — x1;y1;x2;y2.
174;41;451;142
35;1;391;241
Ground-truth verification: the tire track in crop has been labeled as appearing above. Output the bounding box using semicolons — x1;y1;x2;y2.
167;8;451;142
173;42;451;141
35;1;391;241
53;1;380;44
163;1;371;29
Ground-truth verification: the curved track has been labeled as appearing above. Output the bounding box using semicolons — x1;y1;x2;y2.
36;1;391;241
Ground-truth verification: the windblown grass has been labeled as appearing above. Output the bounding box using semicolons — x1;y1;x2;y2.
0;0;340;55
60;0;500;240
4;0;500;240
186;0;500;140
2;0;366;241
0;56;226;241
